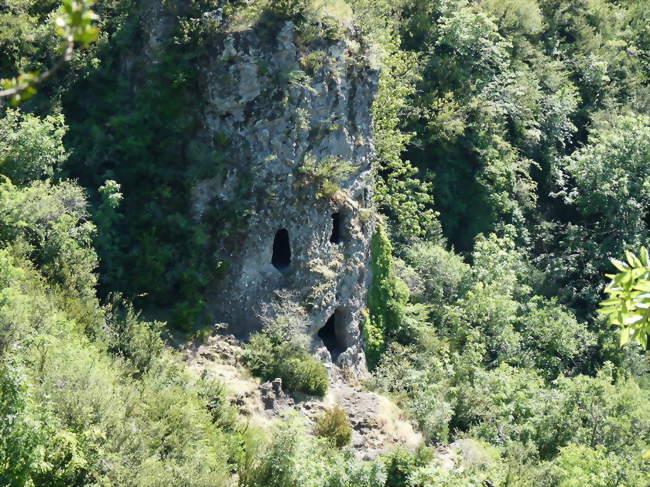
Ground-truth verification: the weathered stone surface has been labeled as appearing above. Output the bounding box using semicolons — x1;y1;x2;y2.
193;21;378;372
260;379;285;410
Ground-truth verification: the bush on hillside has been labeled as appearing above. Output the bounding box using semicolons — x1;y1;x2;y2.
243;323;328;396
314;404;352;447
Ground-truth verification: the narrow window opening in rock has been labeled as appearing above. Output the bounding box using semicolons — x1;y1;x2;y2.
318;311;346;360
272;228;291;271
330;212;341;244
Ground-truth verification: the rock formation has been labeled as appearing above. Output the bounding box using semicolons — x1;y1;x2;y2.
192;18;378;372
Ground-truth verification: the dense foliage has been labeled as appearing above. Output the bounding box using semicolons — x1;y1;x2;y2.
1;0;649;485
242;321;329;396
360;0;650;484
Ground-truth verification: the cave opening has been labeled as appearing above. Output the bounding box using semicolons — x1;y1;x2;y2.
330;212;341;244
318;311;346;360
272;228;291;271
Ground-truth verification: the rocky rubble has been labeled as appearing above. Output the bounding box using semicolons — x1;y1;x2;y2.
184;332;421;459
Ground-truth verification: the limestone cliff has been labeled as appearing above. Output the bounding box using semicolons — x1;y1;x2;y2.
191;17;378;371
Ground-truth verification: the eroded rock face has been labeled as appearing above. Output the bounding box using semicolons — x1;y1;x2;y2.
193;21;378;372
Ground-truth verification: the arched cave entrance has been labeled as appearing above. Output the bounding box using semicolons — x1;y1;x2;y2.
272;228;291;271
318;310;347;361
330;212;341;244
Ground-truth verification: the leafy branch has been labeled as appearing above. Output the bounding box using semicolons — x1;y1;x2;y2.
599;247;650;349
0;0;99;105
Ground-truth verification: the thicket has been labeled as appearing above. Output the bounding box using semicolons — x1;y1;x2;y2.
360;0;650;483
0;107;238;484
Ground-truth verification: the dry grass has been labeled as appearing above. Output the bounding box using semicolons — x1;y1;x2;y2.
306;0;354;25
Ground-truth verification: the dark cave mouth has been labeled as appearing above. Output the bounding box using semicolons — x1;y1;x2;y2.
272;228;291;271
318;311;347;360
330;212;341;244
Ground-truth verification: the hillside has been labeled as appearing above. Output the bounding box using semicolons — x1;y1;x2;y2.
1;0;649;486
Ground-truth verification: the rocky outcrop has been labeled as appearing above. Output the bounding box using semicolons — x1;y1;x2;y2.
192;18;378;371
260;378;286;411
184;333;422;459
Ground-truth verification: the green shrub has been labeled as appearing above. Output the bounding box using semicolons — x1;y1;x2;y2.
198;377;239;432
362;311;385;371
278;353;329;396
298;155;355;199
314;404;352;447
102;297;165;375
245;421;301;487
300;50;327;75
0;360;46;486
404;242;469;306
0;244;235;486
243;326;329;396
265;0;308;20
0;179;98;298
551;443;634;487
382;447;425;487
243;419;386;487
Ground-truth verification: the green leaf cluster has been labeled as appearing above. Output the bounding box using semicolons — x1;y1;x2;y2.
600;247;650;349
54;0;99;46
1;0;99;104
